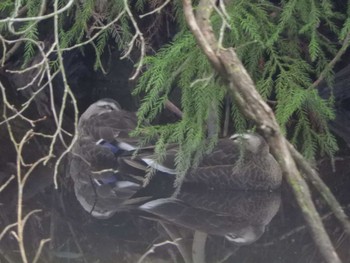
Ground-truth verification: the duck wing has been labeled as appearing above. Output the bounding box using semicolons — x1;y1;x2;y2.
198;139;242;167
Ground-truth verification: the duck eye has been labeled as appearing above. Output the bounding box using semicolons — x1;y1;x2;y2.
99;104;116;111
105;105;114;110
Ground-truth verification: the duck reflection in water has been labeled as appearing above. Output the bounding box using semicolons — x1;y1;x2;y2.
140;188;281;245
68;99;282;219
138;188;281;263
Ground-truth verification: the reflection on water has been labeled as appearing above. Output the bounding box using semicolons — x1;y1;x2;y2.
140;189;281;245
1;158;350;263
138;188;281;263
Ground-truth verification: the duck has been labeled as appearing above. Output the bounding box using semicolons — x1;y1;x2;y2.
69;98;140;184
68;98;148;218
70;98;282;204
187;133;282;190
122;133;283;191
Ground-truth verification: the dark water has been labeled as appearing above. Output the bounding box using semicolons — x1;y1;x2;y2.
0;157;350;263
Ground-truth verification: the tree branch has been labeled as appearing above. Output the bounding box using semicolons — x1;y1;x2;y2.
182;1;343;262
287;142;350;235
311;31;350;89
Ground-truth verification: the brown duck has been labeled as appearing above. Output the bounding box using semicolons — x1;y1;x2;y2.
70;98;282;202
122;133;282;191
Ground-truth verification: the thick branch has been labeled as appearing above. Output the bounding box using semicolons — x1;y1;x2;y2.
182;0;222;73
182;1;342;262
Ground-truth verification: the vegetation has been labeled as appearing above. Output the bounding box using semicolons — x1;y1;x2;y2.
2;1;349;173
1;1;350;263
134;0;349;176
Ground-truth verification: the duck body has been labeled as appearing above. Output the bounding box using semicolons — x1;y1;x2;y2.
70;98;139;184
122;133;282;191
184;134;282;190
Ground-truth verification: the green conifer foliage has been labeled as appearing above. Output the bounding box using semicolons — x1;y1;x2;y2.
1;0;349;176
134;0;348;170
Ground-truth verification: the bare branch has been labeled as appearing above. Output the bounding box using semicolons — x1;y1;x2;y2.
0;175;15;193
165;100;183;118
32;238;51;263
50;0;79;188
137;238;182;263
0;0;74;23
312;32;350;89
288;142;350;235
0;223;17;242
62;10;126;51
139;0;171;18
122;0;146;80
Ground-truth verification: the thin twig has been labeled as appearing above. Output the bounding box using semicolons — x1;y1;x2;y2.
311;32;350;89
0;175;15;193
165;100;183;118
0;0;74;23
122;0;146;80
139;0;171;18
0;222;17;242
288;142;350;235
51;0;79;188
62;11;126;52
137;238;182;263
32;238;51;263
0;41;22;66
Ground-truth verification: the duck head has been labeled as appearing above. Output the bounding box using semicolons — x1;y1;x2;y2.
79;98;121;124
230;133;269;155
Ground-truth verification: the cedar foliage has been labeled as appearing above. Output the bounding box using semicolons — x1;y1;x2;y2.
134;0;349;176
1;0;349;178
